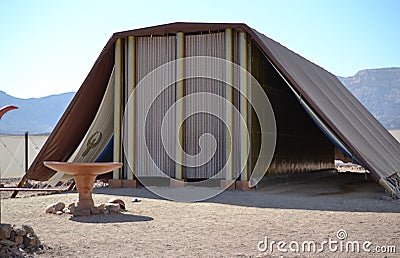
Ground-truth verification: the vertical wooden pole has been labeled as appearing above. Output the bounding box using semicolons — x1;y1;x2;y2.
127;36;135;180
239;32;249;181
175;32;185;180
25;131;29;173
225;28;234;181
113;38;123;179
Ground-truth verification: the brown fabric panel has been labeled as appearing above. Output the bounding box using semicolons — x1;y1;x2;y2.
113;22;248;38
247;28;400;181
26;40;115;181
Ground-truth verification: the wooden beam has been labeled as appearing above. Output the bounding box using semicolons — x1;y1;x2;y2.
225;28;234;180
175;32;185;180
113;38;123;179
127;36;136;180
239;31;249;181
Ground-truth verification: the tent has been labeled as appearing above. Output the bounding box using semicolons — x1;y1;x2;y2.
23;23;400;195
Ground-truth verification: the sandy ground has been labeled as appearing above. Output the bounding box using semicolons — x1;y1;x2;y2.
1;172;399;257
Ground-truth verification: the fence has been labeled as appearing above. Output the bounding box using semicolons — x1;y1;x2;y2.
0;134;48;179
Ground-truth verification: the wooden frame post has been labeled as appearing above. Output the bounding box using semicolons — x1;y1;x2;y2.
113;38;123;179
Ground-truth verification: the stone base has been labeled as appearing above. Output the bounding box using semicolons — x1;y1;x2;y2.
108;179;122;188
73;208;91;217
235;181;253;191
121;179;138;188
220;180;236;190
170;179;186;188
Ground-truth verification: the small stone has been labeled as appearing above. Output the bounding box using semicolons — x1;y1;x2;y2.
56;211;63;215
14;236;24;245
13;226;26;237
96;203;105;210
105;203;120;213
22;225;34;235
9;231;15;241
54;202;65;212
23;235;37;248
0;239;17;246
9;246;22;257
63;208;72;214
99;208;109;215
69;206;76;214
90;207;100;214
68;202;76;208
0;224;12;239
45;204;55;214
108;198;126;210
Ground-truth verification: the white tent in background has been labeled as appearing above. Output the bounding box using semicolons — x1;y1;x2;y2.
0;134;48;179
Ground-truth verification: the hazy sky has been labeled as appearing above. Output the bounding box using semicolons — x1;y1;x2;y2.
1;0;399;98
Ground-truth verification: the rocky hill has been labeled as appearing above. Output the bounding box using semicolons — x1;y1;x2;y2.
0;67;399;135
0;91;74;134
338;67;400;129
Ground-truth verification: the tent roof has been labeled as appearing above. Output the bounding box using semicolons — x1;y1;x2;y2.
27;22;400;183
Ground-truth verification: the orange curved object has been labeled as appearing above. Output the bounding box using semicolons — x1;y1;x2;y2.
43;162;123;216
0;105;18;120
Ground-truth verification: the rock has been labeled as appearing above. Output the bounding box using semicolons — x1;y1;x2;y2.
73;209;91;217
0;239;17;246
69;206;76;214
108;198;126;210
46;202;65;214
14;236;24;245
23;234;37;248
45;204;55;214
90;207;100;214
63;208;72;214
13;226;26;237
105;203;120;213
68;202;76;208
99;209;109;215
96;203;105;210
8;246;22;257
21;225;34;235
9;231;15;241
0;224;12;239
56;211;63;215
54;202;65;212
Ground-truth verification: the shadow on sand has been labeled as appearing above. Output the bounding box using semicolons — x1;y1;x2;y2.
77;173;400;213
69;213;153;224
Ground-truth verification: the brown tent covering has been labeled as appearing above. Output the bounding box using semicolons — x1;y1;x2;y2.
26;22;400;188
